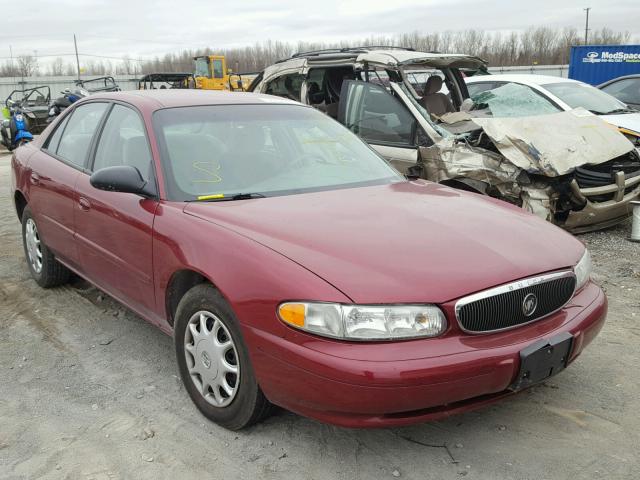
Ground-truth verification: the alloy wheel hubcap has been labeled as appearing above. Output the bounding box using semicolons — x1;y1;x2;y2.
25;219;43;274
184;311;240;407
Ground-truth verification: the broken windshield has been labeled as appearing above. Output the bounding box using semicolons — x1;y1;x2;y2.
470;83;561;118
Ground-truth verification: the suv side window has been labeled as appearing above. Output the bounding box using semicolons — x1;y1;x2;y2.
339;80;416;147
92;104;154;182
264;74;305;101
56;102;109;168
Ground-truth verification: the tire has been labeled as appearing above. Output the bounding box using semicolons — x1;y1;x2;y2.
174;284;271;430
21;206;70;288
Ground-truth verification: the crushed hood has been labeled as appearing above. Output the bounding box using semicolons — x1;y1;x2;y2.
184;181;583;304
470;108;634;176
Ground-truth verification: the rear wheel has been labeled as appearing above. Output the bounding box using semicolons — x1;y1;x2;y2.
21;206;70;288
174;284;271;430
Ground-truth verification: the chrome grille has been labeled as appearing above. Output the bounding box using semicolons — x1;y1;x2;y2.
455;271;576;333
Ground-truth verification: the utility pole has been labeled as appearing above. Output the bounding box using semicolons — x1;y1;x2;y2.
584;7;591;45
74;34;81;81
9;45;14;85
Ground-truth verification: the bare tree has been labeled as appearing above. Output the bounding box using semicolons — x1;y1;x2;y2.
49;57;66;76
122;55;132;75
16;55;37;78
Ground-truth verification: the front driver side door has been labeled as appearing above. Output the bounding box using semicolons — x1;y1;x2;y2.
74;102;160;322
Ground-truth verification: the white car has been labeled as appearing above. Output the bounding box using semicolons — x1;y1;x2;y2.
465;74;640;147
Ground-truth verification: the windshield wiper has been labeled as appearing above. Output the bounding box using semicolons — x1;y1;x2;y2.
194;192;266;202
603;108;635;115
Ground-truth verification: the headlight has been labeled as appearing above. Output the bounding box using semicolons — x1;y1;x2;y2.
278;302;447;340
574;249;592;291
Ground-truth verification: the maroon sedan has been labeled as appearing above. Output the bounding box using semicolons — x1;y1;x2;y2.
11;90;605;430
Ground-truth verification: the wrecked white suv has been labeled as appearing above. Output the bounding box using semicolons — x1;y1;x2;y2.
249;47;640;232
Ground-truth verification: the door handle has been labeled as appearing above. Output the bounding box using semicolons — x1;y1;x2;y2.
30;172;40;185
78;197;91;211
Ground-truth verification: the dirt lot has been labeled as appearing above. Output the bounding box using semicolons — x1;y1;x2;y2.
0;153;638;480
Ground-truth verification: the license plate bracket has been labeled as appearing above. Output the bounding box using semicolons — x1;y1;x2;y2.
509;332;573;391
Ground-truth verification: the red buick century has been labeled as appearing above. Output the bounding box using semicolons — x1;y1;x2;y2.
11;90;605;430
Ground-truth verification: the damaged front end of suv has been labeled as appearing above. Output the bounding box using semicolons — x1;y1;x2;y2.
250;48;640;232
416;107;640;233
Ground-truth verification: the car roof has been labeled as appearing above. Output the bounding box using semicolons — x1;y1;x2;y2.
466;74;580;86
85;89;300;110
275;47;485;69
599;74;640;86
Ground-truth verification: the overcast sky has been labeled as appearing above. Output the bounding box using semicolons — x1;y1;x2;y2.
1;0;638;67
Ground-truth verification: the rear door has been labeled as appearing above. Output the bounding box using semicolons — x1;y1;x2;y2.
74;102;159;319
337;80;420;173
27;102;109;267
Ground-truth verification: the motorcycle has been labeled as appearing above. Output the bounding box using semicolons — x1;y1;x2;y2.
1;99;34;151
47;87;89;122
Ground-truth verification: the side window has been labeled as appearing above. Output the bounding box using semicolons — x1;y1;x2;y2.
43;115;70;154
213;59;224;79
264;74;305;101
93;104;153;181
57;103;109;167
601;79;640;105
339;80;416;147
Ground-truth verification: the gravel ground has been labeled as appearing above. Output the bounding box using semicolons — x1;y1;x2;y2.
0;153;638;480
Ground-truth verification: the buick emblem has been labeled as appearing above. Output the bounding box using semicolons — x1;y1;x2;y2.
201;351;211;369
522;293;538;317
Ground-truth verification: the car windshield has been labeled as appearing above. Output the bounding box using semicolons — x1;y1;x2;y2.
543;81;629;114
470;83;562;117
153;104;402;201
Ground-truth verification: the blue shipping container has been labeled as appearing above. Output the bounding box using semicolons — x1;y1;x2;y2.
569;45;640;85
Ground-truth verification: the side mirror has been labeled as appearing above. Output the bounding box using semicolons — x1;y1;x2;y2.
235;80;243;90
90;165;151;196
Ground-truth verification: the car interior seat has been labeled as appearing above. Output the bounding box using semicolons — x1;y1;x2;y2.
307;82;325;105
164;133;227;195
229;124;280;184
420;76;455;118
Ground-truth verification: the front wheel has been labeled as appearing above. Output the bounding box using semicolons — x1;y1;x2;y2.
174;284;271;430
21;206;70;288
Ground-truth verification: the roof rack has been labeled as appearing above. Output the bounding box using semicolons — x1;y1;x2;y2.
291;45;415;58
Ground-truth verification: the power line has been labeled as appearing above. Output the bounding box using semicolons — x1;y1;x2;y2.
0;52;143;61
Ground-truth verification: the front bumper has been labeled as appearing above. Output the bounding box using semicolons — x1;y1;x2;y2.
564;172;640;233
247;282;606;428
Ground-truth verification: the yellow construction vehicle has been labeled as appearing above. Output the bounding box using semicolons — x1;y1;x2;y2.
193;55;235;90
193;54;258;91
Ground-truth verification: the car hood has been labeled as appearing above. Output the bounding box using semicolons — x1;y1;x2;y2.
471;108;634;176
183;181;584;304
600;112;640;135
